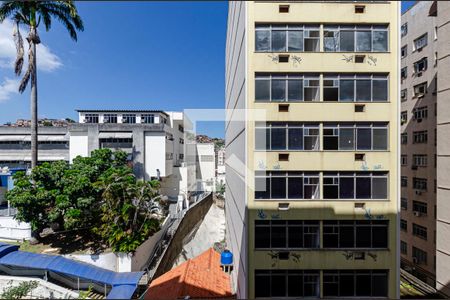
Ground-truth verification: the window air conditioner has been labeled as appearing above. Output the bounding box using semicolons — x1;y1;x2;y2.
414;211;421;217
415;190;422;195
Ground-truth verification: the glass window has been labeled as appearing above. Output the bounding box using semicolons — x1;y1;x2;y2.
255;78;270;101
255;24;319;52
356;80;371;101
255;74;319;102
255;270;320;298
323;172;388;200
122;114;136;124
339;80;354;102
340;30;355;51
255;122;319;151
324;25;388;52
324;74;388;102
356;30;371;51
141;114;154;124
373;30;388;52
254;172;320;200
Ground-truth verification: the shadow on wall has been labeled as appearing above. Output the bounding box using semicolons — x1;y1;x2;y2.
400;73;437;287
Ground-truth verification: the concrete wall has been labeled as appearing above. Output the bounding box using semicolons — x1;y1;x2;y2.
400;1;437;284
145;132;167;178
0;216;31;240
152;193;213;279
69;131;88;162
196;143;216;192
436;0;450;296
225;1;247;298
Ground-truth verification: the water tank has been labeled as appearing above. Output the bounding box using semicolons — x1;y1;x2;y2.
221;250;233;265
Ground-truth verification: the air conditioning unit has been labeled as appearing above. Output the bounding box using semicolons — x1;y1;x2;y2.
413;257;418;264
417;118;423;123
414;211;421;217
412;165;418;170
415;190;422;195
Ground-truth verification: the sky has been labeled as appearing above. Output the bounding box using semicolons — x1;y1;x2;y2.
0;1;417;138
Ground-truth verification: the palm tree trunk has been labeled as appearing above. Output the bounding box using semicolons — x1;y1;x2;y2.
30;31;38;169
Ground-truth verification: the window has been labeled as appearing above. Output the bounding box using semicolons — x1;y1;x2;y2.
401;45;407;58
401;133;408;145
255;24;320;52
413;154;427;167
401;241;407;255
413;82;427;97
323;74;388;102
323;123;388;151
413;247;427;264
401;197;408;210
255;220;320;249
141;114;155;124
103;114;117;124
401;219;407;231
323;172;388;200
179;138;184;144
401;176;408;187
401;67;407;80
323;270;388;297
324;25;388;52
413;106;428;120
255;270;320;298
401;89;407;101
255;122;319;151
255;171;320;200
84;114;99;123
323;220;388;249
413;131;427;144
178;125;184;132
414;33;428;51
122;114;136;124
413;223;427;240
255;74;320;102
401;23;408;37
401;111;407;125
413;177;427;190
413;58;428;73
99;138;133;149
413;201;427;215
401;155;407;166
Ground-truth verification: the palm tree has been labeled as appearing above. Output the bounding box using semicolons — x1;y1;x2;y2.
0;1;83;169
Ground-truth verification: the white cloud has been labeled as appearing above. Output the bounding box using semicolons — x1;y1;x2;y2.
0;78;19;102
0;19;62;101
0;19;63;71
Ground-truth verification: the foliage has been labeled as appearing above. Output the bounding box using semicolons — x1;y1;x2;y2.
93;167;166;252
7;149;166;252
0;280;38;300
215;182;225;195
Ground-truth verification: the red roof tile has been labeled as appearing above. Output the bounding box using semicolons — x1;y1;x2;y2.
146;248;234;300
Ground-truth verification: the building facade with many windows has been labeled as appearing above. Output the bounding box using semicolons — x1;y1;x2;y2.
400;1;438;286
225;1;400;298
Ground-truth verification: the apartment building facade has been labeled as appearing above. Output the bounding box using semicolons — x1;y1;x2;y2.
225;1;400;298
400;1;437;286
436;1;450;296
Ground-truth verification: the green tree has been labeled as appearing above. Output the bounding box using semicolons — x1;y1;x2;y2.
94;168;167;252
0;1;83;169
7;149;127;239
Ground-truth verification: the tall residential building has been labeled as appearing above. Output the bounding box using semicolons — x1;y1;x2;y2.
400;1;437;286
436;1;450;296
225;1;400;298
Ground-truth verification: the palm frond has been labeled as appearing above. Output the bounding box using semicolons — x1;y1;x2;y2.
0;1;21;23
38;1;84;40
18;45;34;93
13;16;24;76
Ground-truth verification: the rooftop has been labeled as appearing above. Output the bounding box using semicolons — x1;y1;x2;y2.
76;109;169;116
145;248;233;300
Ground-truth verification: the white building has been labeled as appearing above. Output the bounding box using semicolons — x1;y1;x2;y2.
196;143;216;192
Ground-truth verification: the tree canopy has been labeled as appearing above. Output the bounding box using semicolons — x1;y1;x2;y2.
7;149;167;252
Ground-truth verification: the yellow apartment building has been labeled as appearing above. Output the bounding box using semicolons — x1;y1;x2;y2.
225;1;400;298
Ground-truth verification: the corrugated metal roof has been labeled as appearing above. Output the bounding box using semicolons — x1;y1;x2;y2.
0;242;144;299
107;285;138;299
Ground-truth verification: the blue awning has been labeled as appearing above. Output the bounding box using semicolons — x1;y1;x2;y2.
0;242;144;299
107;285;138;299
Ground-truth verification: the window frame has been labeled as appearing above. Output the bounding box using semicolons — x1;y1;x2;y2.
254;171;320;200
323;172;388;200
121;113;136;124
255;24;320;53
323;24;389;53
84;113;99;124
323;74;389;102
322;123;389;151
103;113;118;124
323;270;389;297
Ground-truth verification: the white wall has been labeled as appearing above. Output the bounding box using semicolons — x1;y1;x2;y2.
69;132;88;162
0;217;31;240
196;143;216;192
144;132;167;178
